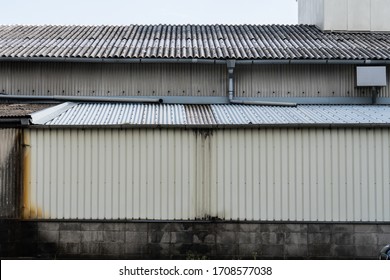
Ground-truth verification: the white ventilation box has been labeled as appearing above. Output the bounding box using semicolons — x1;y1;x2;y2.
356;66;387;87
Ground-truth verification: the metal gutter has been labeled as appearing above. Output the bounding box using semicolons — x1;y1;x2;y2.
29;123;390;130
2;95;390;105
0;57;389;65
0;95;163;103
0;117;30;127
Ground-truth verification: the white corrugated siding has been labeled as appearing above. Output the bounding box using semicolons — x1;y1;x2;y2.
25;128;390;221
0;62;226;97
235;64;390;98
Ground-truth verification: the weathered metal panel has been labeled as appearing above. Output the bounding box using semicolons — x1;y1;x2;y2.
0;62;226;97
2;61;390;99
26;127;390;221
236;64;390;98
210;128;390;222
26;128;205;220
0;128;21;218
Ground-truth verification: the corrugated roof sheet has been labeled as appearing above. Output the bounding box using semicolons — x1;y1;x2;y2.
0;25;389;60
32;103;390;126
0;103;53;118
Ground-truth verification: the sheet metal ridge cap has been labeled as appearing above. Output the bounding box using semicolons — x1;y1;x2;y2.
30;102;78;125
27;123;390;129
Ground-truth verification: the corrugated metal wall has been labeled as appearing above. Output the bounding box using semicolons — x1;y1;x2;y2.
26;127;390;222
0;129;22;218
235;64;390;98
1;62;389;98
0;62;226;97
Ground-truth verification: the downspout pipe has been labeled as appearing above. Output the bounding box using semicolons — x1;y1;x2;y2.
226;60;297;107
0;95;163;104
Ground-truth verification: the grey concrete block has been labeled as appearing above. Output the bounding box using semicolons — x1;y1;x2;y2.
148;231;170;243
308;233;331;244
126;231;148;244
103;223;126;231
59;223;81;231
38;222;60;231
216;223;238;232
260;245;284;257
284;244;308;257
124;243;147;255
171;232;193;244
259;224;286;232
103;231;125;242
332;224;354;232
354;224;378;233
81;231;104;242
80;242;103;255
193;232;215;244
239;224;260;232
216;244;238;256
258;232;284;245
378;225;390;233
148;243;170;258
285;233;308;245
58;243;80;255
238;244;261;257
332;233;354;245
171;223;193;232
331;245;355;257
39;230;59;243
377;233;390;245
308;244;332;257
101;242;125;255
126;223;148;232
149;223;171;232
355;245;377;258
285;224;307;233
80;223;104;231
193;223;215;232
354;233;378;245
238;232;257;244
37;242;58;257
216;232;236;244
308;224;332;233
59;231;81;243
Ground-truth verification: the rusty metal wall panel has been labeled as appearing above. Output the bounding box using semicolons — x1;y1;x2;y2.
26;128;207;220
26;127;390;221
0;62;226;97
0;128;21;218
236;64;390;98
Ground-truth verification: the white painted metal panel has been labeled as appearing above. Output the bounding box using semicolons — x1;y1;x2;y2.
26;128;390;221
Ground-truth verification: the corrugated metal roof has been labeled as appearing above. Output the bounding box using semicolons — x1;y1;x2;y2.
0;103;53;118
32;103;390;126
0;25;389;60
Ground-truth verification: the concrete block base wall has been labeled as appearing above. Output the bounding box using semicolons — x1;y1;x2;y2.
0;221;389;259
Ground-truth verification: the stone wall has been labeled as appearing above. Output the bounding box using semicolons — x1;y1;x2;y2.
0;220;389;259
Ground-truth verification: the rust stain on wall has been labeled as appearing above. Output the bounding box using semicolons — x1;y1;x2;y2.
22;130;31;219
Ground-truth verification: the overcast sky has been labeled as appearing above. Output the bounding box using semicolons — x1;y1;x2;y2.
1;0;298;25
